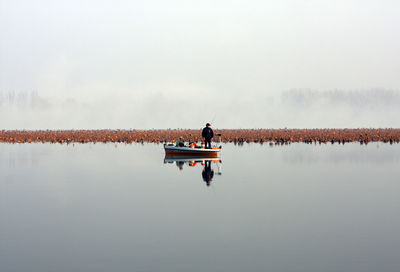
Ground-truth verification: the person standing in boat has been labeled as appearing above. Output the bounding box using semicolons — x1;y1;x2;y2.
202;123;214;149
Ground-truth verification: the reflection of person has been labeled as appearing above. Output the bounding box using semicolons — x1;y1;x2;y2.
202;160;214;186
176;161;184;170
202;123;214;149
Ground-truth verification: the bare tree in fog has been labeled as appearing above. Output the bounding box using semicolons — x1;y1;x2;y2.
282;88;400;108
0;90;50;110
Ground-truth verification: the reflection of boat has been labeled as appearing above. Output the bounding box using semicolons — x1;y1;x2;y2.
164;144;222;157
164;155;222;186
164;156;221;164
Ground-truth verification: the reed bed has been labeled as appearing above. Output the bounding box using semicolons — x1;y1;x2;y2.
0;129;399;145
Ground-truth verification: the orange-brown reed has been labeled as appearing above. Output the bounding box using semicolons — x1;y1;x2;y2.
0;129;399;145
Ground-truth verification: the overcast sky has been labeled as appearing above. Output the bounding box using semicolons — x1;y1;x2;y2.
1;0;399;129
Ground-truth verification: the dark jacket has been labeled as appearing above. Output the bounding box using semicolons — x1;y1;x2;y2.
202;127;214;140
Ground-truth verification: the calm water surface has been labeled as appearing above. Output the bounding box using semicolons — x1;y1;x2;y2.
1;143;400;272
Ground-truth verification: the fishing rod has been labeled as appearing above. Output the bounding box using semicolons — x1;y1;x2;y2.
210;114;222;144
211;114;216;125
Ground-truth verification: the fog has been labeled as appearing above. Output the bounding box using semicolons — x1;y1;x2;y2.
1;0;400;129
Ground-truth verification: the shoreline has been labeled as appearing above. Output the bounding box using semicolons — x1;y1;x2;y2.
1;129;399;145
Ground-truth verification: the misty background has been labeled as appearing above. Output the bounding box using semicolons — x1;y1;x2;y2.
1;0;399;129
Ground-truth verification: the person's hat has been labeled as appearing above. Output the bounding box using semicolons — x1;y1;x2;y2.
206;123;211;126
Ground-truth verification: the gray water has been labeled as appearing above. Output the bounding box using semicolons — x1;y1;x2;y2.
1;143;400;272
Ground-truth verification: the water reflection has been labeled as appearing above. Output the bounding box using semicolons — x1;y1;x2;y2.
164;156;222;186
2;143;400;272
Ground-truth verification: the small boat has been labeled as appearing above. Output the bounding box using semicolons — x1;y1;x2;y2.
164;144;221;157
164;156;221;163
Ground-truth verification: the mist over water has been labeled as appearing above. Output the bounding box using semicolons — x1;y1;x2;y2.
1;89;399;129
2;1;400;129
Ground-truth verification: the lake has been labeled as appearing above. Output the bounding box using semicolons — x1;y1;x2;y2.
1;143;400;272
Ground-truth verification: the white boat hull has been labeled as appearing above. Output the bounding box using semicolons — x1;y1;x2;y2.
164;144;221;157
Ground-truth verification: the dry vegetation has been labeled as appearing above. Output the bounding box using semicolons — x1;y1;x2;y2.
0;129;400;145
